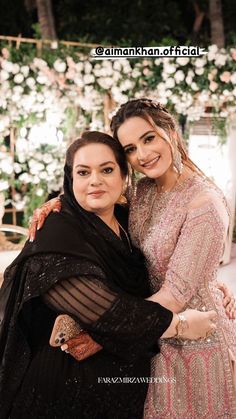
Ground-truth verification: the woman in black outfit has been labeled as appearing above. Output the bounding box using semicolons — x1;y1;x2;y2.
0;131;216;419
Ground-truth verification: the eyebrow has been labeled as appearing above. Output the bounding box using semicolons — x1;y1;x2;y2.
75;161;116;169
123;130;155;149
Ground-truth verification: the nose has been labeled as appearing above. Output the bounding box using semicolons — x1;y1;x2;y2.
136;145;149;162
90;171;103;186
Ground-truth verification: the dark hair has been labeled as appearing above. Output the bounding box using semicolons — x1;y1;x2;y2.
66;130;128;178
110;98;205;177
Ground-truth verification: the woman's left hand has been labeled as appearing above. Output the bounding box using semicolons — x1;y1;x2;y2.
61;332;102;361
218;282;236;320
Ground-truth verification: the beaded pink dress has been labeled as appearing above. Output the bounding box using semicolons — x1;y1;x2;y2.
129;173;236;419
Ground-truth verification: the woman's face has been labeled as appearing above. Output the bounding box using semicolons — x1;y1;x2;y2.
117;116;173;179
72;143;124;216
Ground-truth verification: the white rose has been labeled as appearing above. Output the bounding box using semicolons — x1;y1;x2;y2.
53;59;67;73
18;173;32;183
11;63;20;74
191;82;199;91
176;57;189;66
194;58;206;68
97;77;113;89
230;72;236;84
84;62;92;74
207;44;218;61
0;180;9;191
83;74;95;84
195;67;204;75
26;77;36;88
36;188;45;197
1;60;14;72
215;54;227;67
0;69;9;81
174;70;185;83
21;65;30;77
14;73;24;84
36;75;48;84
164;63;176;74
165;78;175;88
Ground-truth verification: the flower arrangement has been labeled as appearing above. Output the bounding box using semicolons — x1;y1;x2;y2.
0;41;236;223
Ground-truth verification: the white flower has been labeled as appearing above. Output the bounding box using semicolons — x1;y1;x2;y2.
36;74;48;84
165;78;175;88
97;77;113;89
113;61;122;71
14;163;22;174
191;82;199;91
119;80;134;91
39;171;48;180
14;73;24;84
54;59;67;73
176;57;189;66
35;188;44;197
12;63;20;74
30;162;45;175
1;60;14;72
0;180;9;191
26;77;36;88
207;44;218;61
0;69;9;81
18;173;32;183
0;157;13;174
164;63;176;74
215;54;227;67
194;58;206;68
84;62;92;74
132;68;141;78
174;70;185;83
21;65;30;77
195;67;204;75
230;72;236;84
83;74;95;84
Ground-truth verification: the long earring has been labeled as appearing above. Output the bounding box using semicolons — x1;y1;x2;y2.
173;146;183;174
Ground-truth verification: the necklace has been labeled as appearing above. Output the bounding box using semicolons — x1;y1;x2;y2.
156;172;182;193
111;217;133;252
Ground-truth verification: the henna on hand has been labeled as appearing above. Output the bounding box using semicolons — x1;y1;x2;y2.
61;333;102;361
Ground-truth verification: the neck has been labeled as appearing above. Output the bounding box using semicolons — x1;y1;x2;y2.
95;207;116;229
155;166;179;190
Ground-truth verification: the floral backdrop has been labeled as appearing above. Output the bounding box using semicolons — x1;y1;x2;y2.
0;42;236;224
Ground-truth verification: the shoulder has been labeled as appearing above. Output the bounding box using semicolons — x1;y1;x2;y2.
186;176;229;229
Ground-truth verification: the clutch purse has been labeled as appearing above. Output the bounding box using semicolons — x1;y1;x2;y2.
49;314;82;347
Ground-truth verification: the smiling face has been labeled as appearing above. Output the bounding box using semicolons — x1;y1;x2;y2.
72;143;124;217
117;116;174;180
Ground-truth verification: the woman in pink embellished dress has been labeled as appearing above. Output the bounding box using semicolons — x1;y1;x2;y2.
110;98;236;419
29;98;236;419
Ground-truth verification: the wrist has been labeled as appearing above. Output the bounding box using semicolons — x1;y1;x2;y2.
173;313;189;338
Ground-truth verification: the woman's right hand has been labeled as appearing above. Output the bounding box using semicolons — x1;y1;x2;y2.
29;197;61;242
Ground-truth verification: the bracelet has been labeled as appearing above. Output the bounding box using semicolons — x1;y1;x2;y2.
174;313;189;338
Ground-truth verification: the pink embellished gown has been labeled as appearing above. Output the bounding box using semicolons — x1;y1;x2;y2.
129;173;236;419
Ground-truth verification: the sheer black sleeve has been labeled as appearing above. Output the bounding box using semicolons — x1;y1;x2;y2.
43;276;173;361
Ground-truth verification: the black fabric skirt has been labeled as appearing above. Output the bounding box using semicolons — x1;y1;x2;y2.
9;303;150;419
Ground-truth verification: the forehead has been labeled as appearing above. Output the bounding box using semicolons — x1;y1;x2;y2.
117;117;153;144
73;143;116;167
